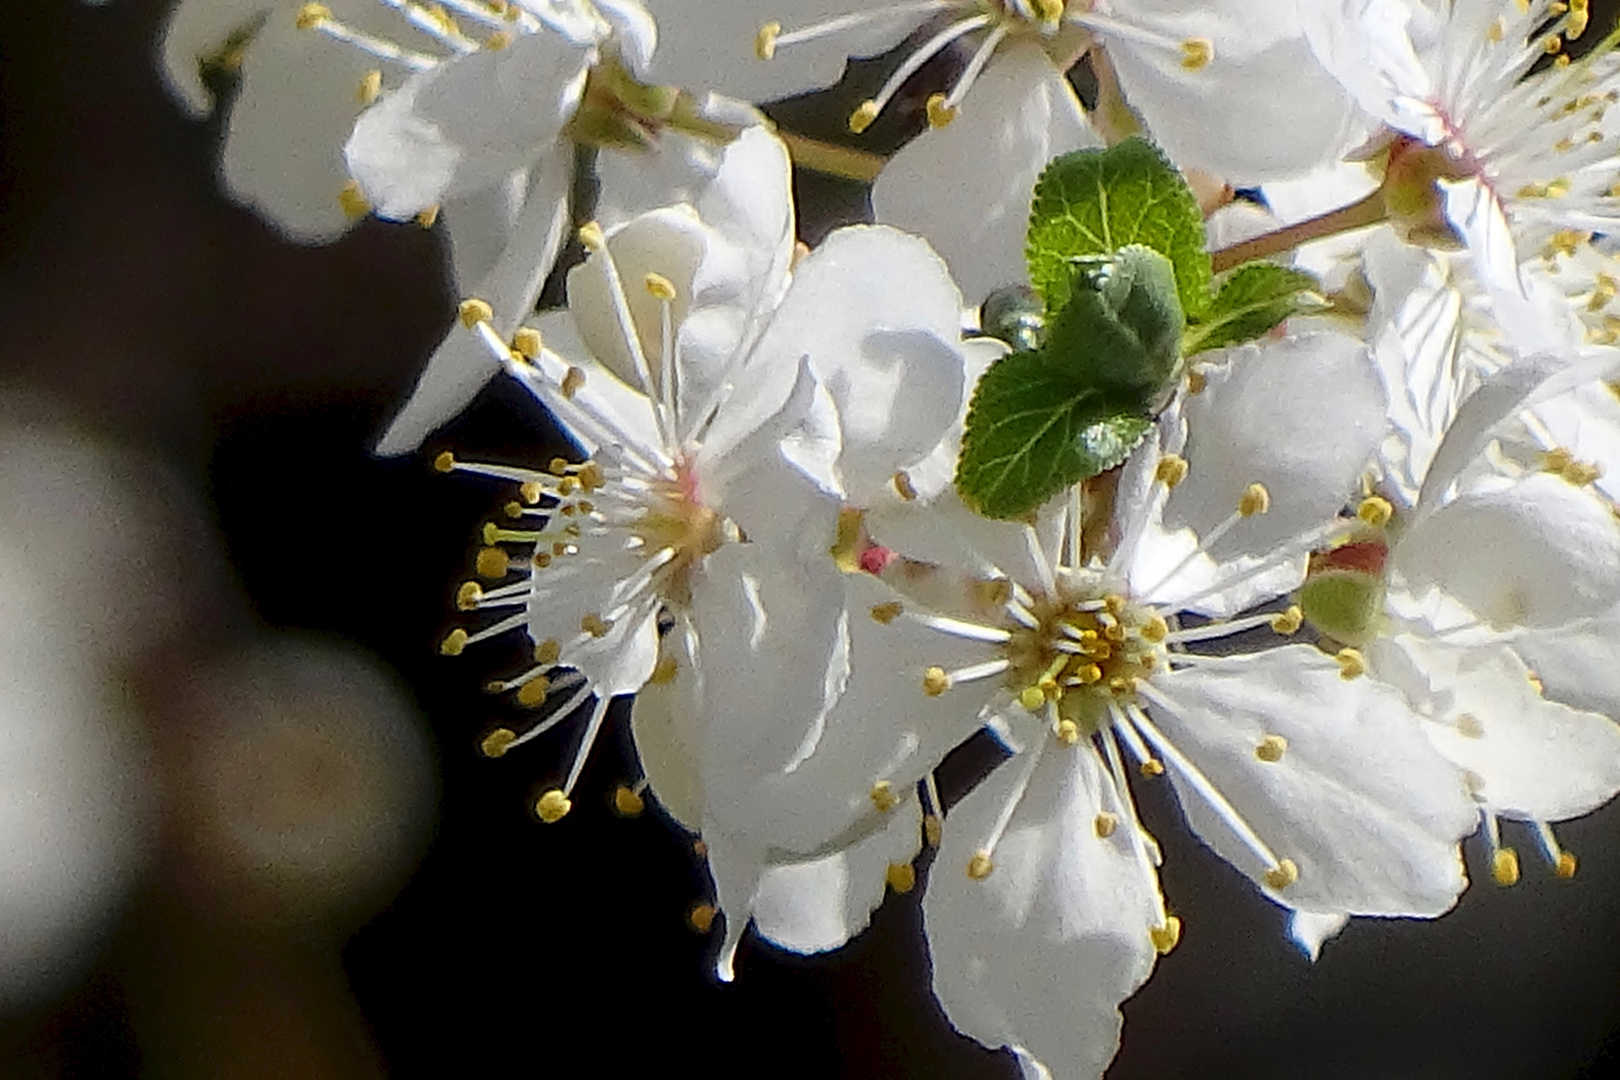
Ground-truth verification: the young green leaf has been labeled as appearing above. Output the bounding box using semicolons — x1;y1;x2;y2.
1183;262;1324;356
1026;138;1211;318
1044;245;1185;400
955;349;1152;520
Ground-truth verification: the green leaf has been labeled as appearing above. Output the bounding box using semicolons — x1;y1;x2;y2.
1044;245;1185;400
955;349;1152;520
1183;262;1324;356
1026;138;1211;319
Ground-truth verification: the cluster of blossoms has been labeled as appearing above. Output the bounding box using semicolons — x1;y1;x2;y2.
152;0;1620;1075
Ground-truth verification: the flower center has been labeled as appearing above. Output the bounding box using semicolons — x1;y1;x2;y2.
633;466;729;606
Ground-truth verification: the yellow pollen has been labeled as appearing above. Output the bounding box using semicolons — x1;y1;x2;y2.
503;501;525;520
926;93;958;129
578;221;606;251
1141;615;1169;643
892;470;918;501
550;457;572;475
924;814;944;847
1104;594;1127;616
644;272;677;301
692;838;708;857
1238;482;1271;517
1264;859;1300;889
1186;368;1207;394
1179;37;1214;70
1357;495;1393;527
561;366;586;399
1155;454;1189;488
1094;812;1118;838
1492;846;1521;886
433;450;457;473
532;551;552;569
581;613;613;638
1527;669;1545;694
458;297;494;328
755;21;781;60
613;785;645;817
535;789;572;823
1150;917;1182;955
456;581;483;611
1019;685;1047;712
1569;0;1590;37
517;481;543;505
480;728;516;758
440;628;469;656
923;666;951;696
1335;647;1367;680
338;180;370;219
577;461;605;491
512;326;543;360
870;601;904;624
1056;719;1081;745
358;69;382;105
516;677;551;708
1455;713;1485;738
967;851;994;880
831;507;866;572
1543;34;1564;55
295;3;331;30
886;862;917;894
1108;675;1135;696
415;204;440;228
848;100;880;134
1487;16;1506;42
485;29;512;50
1556;850;1579;878
1140;758;1165;778
1031;0;1064;22
688;903;717;933
1270;605;1304;634
535;639;561;665
1546;229;1588;258
870;781;900;813
1255;735;1288;762
649;656;678;684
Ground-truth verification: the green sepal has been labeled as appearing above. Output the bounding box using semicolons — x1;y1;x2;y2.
1183;262;1324;356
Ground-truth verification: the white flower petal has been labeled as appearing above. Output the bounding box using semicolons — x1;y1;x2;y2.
1145;645;1474;916
1288;910;1348;960
629;621;705;831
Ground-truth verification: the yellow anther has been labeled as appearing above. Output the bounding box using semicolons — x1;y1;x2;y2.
755;21;781;60
1179;37;1214;70
1569;0;1590;37
1486;16;1506;42
1335;647;1367;680
1140;758;1165;778
1141;614;1169;643
581;613;613;638
557;475;581;496
1056;719;1081;746
1563;460;1603;486
415;204;440;228
1556;850;1579;878
516;677;551;708
503;500;525;520
534;638;561;665
456;581;484;611
484;29;512;50
867;601;902;625
644;272;677;301
1150;916;1182;955
967;851;994;880
1264;858;1300;890
924;814;944;847
1186;368;1207;394
923;666;951;697
512;326;543;360
578;221;606;251
1108;675;1135;696
1103;595;1127;615
1094;812;1119;838
577;461;605;491
1455;713;1485;738
1255;735;1288;763
1546;229;1587;258
1543;34;1564;55
613;784;645;817
535;789;572;823
433;450;457;473
458;297;494;328
848;100;880;134
480;728;516;758
926;93;958;129
1019;685;1047;712
888;470;918;501
1357;496;1393;527
1270;605;1304;634
532;551;552;569
870;781;900;813
1155;454;1189;488
1492;846;1521;886
1074;663;1103;685
549;457;572;475
649;656;678;684
1238;482;1270;517
338;180;370;219
1527;669;1545;694
358;69;383;104
688;903;717;932
692;839;708;857
561;366;586;399
886;862;917;894
295;3;331;30
440;628;469;656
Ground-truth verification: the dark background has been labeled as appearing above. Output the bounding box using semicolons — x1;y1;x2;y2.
3;2;1620;1077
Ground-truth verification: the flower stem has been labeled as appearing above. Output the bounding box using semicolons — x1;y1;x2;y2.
1210;189;1388;273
